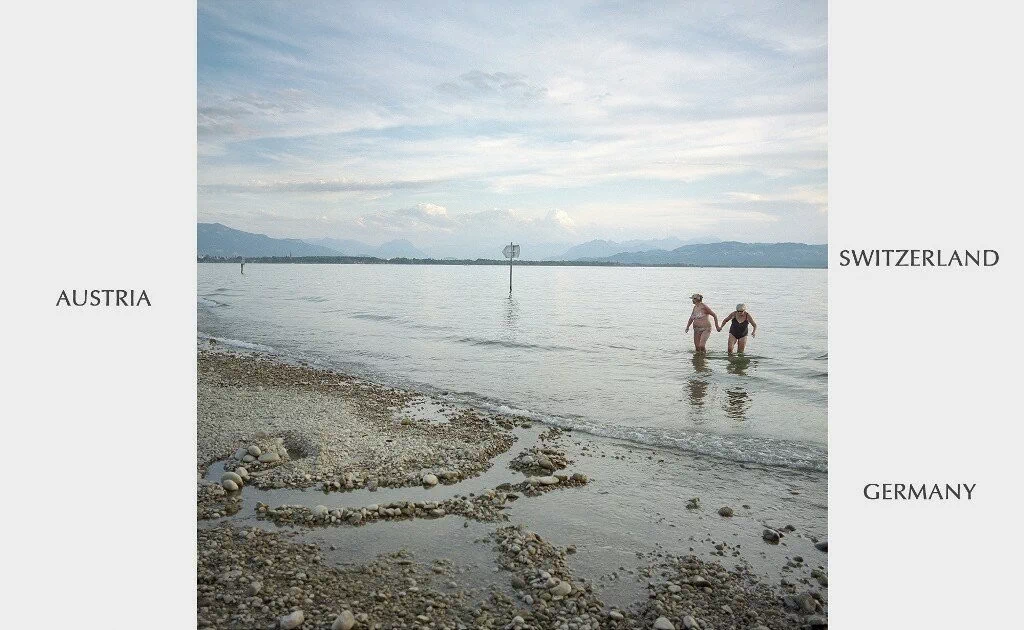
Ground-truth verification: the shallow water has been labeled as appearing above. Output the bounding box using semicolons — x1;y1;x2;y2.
199;264;827;471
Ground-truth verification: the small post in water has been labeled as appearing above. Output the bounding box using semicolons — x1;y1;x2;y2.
502;242;520;295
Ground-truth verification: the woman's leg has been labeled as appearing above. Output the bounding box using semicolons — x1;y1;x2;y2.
737;335;747;353
692;329;701;350
728;334;737;354
698;328;712;352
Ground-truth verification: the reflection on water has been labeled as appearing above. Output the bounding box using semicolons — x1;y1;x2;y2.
502;296;521;345
504;296;520;329
724;388;752;420
685;353;757;420
723;356;754;420
687;353;710;409
726;355;752;376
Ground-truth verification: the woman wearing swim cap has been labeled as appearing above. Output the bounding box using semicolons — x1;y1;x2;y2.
684;293;719;354
718;303;757;354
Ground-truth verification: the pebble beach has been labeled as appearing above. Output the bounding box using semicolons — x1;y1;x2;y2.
197;341;828;629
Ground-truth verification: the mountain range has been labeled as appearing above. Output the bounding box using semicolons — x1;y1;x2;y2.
549;237;713;261
198;223;337;258
305;237;427;259
197;223;826;267
582;242;827;268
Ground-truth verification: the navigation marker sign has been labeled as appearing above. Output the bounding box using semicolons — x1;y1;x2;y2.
503;243;520;294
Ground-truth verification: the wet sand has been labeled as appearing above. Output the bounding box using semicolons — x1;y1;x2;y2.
197;341;827;629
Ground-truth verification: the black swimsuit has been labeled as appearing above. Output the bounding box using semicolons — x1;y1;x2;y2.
729;317;749;339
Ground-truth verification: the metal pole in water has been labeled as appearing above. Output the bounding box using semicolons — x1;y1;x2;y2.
509;241;513;295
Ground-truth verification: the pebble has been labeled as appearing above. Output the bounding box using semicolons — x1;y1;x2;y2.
422;473;439;486
528;475;559;485
681;616;697;629
248;581;262;595
332;610;355;630
815;540;828;552
609;611;624;621
247;444;262;457
234;467;249;481
221;479;239;492
653;617;675;630
762;529;781;544
718;506;734;517
221;471;243;486
550;580;572;596
279;610;304;629
258;451;281;463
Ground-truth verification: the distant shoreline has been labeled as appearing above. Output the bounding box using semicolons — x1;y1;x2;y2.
199;256;827;269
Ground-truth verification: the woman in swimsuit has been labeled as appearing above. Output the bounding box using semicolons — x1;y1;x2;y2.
684;293;719;353
718;303;757;354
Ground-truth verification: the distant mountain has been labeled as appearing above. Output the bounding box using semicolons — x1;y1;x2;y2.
306;237;428;259
551;237;718;261
586;242;827;268
198;223;337;257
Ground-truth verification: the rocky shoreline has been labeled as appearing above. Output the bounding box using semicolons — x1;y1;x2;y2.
197;343;827;628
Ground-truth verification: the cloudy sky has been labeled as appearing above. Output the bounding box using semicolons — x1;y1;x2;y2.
199;1;826;258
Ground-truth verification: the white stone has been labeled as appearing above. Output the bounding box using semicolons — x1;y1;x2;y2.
258;451;281;463
279;610;305;629
233;447;247;460
247;445;262;457
332;610;355;630
242;454;255;463
221;472;243;486
422;473;439;486
221;479;239;492
235;467;250;481
550;580;572;596
653;617;675;630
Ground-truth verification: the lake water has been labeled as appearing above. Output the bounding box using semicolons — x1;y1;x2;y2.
198;263;827;471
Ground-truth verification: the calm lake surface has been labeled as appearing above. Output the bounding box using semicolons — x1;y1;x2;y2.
199;264;827;471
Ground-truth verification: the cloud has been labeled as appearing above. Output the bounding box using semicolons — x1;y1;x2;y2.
198;1;827;250
437;71;548;106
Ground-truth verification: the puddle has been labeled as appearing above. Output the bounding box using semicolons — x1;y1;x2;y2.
200;423;827;611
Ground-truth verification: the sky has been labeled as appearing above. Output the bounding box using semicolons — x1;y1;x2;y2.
198;1;826;258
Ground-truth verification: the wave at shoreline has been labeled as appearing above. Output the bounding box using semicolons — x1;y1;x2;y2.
197;330;828;474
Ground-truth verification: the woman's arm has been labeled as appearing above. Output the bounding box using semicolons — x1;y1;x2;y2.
706;307;719;331
685;314;694;333
718;312;735;332
747;313;757;336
